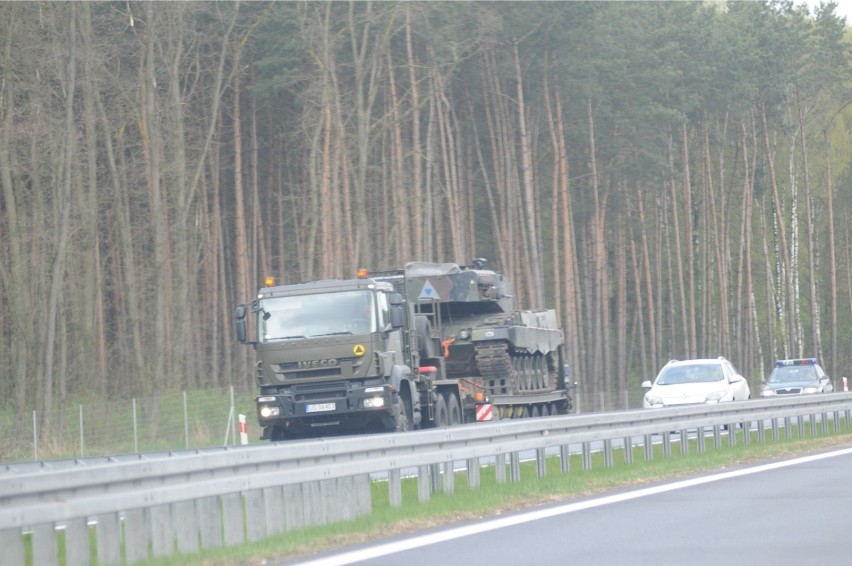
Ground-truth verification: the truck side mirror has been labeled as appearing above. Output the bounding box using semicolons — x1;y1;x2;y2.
234;304;247;343
390;305;404;329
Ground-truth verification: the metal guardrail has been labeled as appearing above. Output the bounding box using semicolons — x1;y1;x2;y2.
2;394;852;566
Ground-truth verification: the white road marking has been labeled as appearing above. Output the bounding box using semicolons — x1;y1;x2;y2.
293;446;852;565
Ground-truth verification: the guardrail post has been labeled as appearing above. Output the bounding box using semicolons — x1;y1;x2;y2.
32;524;57;566
495;454;506;484
96;511;122;565
0;529;24;566
430;463;442;493
742;421;751;445
303;481;323;527
417;465;431;502
643;434;653;461
662;432;671;458
443;461;455;494
822;412;829;435
727;423;737;446
175;502;202;553
221;493;244;547
282;485;305;530
834;410;841;434
770;418;779;443
679;430;689;455
510;452;521;482
353;475;372;520
151;503;176;556
245;489;266;542
536;447;547;477
797;415;805;437
582;442;592;470
713;424;722;448
467;458;480;489
263;486;285;535
624;437;634;463
603;439;613;468
560;444;571;472
196;497;223;552
124;508;150;562
696;427;705;454
65;517;90;566
389;469;402;506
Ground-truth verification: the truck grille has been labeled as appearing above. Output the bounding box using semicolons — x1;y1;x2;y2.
277;363;344;380
292;382;348;402
275;356;362;380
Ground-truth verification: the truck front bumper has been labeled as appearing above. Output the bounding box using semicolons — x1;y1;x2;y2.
256;384;395;430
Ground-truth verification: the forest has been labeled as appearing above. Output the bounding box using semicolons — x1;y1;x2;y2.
1;1;851;428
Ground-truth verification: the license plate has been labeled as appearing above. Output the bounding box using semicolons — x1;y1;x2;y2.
305;402;336;413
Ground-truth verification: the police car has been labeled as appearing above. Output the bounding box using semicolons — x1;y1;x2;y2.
761;358;833;396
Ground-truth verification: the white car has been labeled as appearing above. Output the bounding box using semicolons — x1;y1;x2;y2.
642;357;751;408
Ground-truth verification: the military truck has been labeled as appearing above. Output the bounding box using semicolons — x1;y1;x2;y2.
234;259;572;440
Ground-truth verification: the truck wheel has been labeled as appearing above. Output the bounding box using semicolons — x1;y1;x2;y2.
433;394;449;427
415;315;438;359
393;395;411;432
445;392;462;425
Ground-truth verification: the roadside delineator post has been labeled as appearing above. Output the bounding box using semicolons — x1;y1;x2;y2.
843;377;848;392
238;414;249;445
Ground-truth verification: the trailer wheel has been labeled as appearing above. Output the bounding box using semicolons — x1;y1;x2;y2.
445;392;462;426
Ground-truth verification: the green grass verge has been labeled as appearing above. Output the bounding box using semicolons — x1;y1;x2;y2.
136;425;852;566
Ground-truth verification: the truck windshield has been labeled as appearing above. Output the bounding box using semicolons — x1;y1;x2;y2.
259;290;377;342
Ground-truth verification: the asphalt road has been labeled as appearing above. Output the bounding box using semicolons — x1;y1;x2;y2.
286;446;852;566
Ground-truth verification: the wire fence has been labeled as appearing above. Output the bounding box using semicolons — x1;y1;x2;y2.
0;386;645;463
0;386;260;463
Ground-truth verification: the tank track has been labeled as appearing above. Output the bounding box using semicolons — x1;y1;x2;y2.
474;341;557;396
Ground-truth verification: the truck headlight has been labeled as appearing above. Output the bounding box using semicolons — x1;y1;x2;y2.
761;389;776;397
259;405;280;418
363;397;386;408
